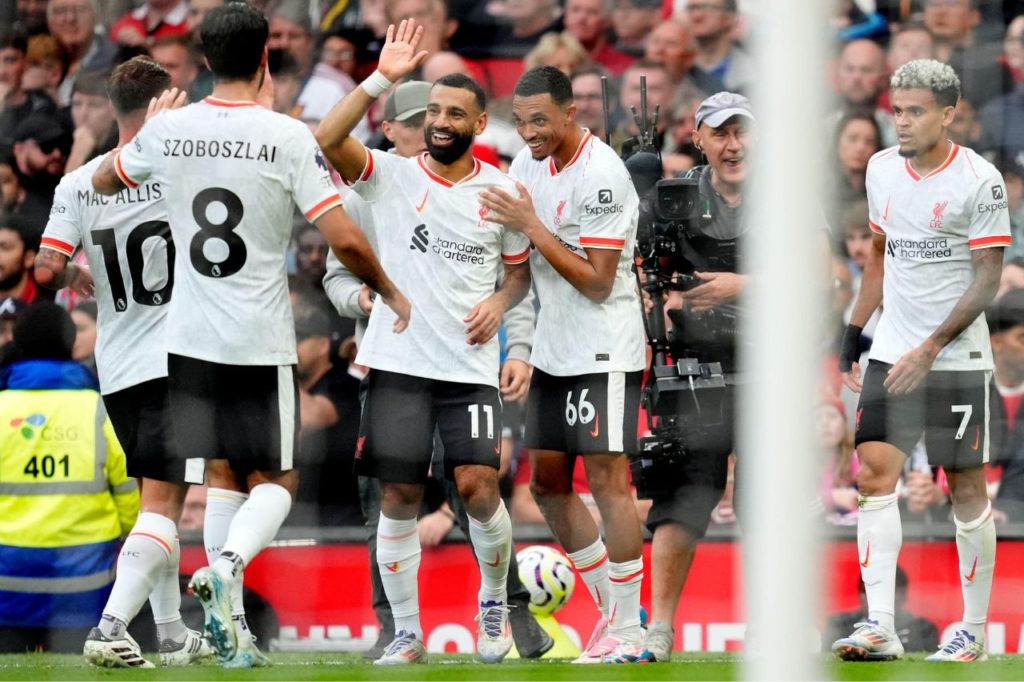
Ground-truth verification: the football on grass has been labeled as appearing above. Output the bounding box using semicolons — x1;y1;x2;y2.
516;545;575;615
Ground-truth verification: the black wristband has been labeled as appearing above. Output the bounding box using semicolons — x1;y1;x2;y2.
838;324;863;373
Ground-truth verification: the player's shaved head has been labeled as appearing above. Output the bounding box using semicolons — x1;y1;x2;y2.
201;1;268;81
515;66;573;107
107;56;171;115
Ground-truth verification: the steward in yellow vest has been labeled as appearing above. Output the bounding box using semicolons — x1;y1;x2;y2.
0;303;138;652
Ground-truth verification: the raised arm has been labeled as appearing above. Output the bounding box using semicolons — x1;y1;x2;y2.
92;150;127;196
315;20;427;181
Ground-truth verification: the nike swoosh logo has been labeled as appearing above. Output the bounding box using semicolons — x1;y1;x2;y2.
970;426;980;452
881;196;890;222
416;190;429;213
595;587;603;609
608;603;617;626
860;541;871;568
384;562;400;572
485;551;501;568
965;557;978;582
590;412;600;438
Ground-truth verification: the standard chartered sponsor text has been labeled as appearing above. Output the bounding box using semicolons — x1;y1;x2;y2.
889;236;952;259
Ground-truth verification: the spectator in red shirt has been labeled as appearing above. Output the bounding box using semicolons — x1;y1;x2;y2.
110;0;189;47
563;0;634;75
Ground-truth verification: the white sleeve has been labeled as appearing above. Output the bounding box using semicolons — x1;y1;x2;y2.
968;167;1012;250
865;158;886;236
577;164;635;250
40;174;83;257
323;251;368;319
286;122;344;222
346;148;398;203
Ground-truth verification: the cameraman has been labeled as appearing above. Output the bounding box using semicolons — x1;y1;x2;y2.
642;92;753;662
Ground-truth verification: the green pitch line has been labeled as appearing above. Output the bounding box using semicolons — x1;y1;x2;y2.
0;653;1021;681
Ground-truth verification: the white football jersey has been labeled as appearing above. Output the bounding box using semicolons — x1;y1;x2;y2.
510;131;645;376
42;156;171;395
867;143;1011;371
115;97;343;366
351;150;530;388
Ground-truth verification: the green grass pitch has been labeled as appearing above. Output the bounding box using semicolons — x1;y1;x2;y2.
1;653;1022;681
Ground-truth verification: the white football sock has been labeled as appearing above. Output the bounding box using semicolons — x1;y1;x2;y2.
377;514;422;640
151;535;187;642
205;488;251;645
100;512;176;634
567;538;610;616
607;558;644;644
858;493;901;633
212;483;292;581
468;501;512;604
956;502;996;642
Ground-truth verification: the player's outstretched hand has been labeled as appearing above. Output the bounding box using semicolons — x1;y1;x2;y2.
884;342;937;395
378;19;429;82
146;87;188;122
464;295;502;345
842;361;862;393
500;359;531;401
383;290;412;333
479;181;537;234
69;264;95;298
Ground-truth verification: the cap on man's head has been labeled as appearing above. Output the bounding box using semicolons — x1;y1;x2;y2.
294;305;333;340
384;81;431;122
989;288;1024;334
13;114;71;153
13;302;76;361
695;91;754;129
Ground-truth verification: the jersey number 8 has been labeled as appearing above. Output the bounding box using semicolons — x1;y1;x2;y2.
190;187;247;278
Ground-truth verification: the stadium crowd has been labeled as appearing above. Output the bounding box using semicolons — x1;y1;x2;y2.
4;0;1024;664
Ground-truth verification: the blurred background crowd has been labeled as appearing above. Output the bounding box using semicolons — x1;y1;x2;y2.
5;0;1024;540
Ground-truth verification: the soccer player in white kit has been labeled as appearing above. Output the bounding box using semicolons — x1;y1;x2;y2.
91;3;410;668
314;20;531;665
35;57;216;669
833;60;1009;662
480;66;649;664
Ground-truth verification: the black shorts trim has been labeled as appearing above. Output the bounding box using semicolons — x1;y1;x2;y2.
855;360;990;471
355;370;501;484
104;378;202;484
524;370;642;456
166;354;298;474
